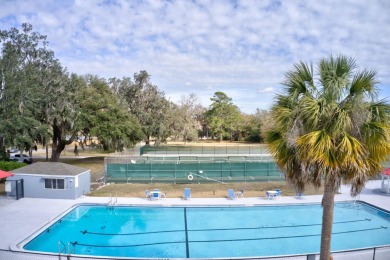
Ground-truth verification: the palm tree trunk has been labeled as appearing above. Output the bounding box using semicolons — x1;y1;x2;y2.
320;181;336;260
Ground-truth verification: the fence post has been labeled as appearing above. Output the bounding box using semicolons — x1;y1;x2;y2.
126;160;128;182
174;162;176;184
268;162;271;182
20;179;24;199
244;161;247;181
221;162;223;182
16;180;19;200
373;247;376;260
150;163;152;184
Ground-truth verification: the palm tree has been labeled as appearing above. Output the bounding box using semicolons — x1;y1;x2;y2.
266;55;390;260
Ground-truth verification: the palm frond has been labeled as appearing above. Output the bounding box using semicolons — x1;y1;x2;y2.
367;100;390;122
282;61;315;99
328;107;352;136
273;94;294;109
265;129;295;168
336;133;366;168
319;55;356;102
273;107;293;130
362;122;390;162
349;69;378;99
345;158;382;196
335;55;357;79
297;96;322;131
285;160;310;192
297;130;337;168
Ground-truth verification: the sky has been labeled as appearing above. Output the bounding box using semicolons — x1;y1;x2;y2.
1;0;389;114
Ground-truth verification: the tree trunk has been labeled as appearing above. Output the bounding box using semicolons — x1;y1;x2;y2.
45;109;50;161
155;134;161;146
50;122;74;162
45;135;49;161
0;136;5;160
320;181;336;260
50;144;65;162
50;131;67;162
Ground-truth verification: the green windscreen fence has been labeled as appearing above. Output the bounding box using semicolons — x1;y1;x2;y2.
140;145;269;156
105;156;284;183
108;144;390;183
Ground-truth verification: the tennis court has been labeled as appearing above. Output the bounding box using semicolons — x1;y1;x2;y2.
105;156;283;183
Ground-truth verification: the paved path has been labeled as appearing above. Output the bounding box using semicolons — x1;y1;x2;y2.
0;180;389;253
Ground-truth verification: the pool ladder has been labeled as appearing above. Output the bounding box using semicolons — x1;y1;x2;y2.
58;240;75;259
107;194;118;215
108;194;117;207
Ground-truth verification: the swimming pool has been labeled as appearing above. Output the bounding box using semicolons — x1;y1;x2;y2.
23;202;390;258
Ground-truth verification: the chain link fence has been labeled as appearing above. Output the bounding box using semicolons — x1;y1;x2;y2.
111;144;390;184
104;156;283;183
140;145;270;156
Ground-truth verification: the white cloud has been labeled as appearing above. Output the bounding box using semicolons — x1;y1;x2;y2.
0;0;389;113
258;87;275;94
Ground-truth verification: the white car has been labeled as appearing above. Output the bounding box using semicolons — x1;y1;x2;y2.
8;148;19;153
10;153;33;164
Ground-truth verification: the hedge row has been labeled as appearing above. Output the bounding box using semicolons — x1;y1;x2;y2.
0;161;26;171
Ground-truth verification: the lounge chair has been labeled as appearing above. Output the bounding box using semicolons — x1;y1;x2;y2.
228;189;237;200
266;191;277;199
183;188;191;200
152;190;160;200
149;189;166;200
236;189;244;198
145;190;152;199
275;189;282;197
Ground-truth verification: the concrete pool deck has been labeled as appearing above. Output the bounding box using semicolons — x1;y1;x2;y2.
0;180;389;253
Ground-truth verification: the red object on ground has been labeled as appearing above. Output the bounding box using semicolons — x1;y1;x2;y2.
0;169;14;178
382;168;390;176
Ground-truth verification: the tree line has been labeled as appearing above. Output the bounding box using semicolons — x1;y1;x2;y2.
0;24;270;161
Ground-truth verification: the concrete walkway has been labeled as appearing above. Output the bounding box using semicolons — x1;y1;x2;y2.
0;180;389;252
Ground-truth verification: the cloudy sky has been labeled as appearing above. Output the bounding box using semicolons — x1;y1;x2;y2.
1;0;389;113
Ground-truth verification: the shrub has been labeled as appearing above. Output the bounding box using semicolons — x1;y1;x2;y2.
0;161;26;183
0;161;26;171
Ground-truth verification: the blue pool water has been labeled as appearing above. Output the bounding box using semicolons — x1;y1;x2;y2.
24;202;390;258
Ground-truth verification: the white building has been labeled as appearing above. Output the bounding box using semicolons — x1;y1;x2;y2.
6;162;91;200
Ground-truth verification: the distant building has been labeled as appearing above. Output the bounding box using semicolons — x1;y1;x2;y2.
7;162;91;200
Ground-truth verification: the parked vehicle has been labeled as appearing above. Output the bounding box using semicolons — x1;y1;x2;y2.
8;148;19;153
9;154;32;164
